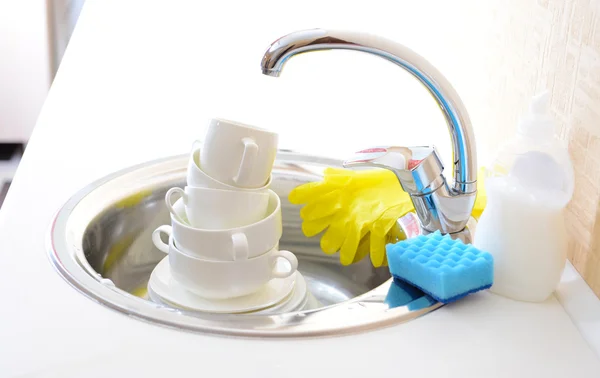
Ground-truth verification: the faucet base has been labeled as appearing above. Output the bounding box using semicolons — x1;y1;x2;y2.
397;212;477;245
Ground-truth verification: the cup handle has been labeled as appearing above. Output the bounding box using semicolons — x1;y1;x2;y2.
233;137;259;186
165;187;186;224
270;250;299;279
152;225;172;254
231;233;249;261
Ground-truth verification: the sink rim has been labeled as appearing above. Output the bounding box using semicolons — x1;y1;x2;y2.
47;151;443;338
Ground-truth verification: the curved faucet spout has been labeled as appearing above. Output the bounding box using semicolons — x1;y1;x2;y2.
261;28;477;195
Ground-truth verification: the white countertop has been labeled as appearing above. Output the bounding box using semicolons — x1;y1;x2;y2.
1;1;599;377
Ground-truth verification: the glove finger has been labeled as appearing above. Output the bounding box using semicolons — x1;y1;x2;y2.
323;167;353;177
323;173;352;187
372;203;412;237
383;223;407;267
299;189;344;221
301;216;334;237
320;217;348;254
352;233;371;264
340;220;363;266
386;192;414;213
289;181;334;204
354;168;394;185
371;227;402;268
369;204;410;267
387;222;406;243
369;230;387;268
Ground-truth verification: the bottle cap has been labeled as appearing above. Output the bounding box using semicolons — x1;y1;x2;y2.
517;91;555;139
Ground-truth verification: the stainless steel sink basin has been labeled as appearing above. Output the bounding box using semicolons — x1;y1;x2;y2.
48;151;442;337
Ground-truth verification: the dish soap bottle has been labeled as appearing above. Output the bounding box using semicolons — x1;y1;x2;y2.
473;91;574;302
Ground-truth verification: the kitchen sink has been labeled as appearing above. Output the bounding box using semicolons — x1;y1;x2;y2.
48;151;442;337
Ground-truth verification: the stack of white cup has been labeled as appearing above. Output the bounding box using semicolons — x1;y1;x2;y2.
152;118;298;300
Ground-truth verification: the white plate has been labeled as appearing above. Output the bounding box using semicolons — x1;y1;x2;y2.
148;257;297;314
253;270;308;314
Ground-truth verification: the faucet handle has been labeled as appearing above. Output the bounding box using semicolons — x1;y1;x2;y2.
343;146;445;195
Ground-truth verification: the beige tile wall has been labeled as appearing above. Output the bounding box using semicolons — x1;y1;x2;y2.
474;0;600;296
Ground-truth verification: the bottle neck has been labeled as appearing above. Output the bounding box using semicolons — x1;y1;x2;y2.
517;117;555;140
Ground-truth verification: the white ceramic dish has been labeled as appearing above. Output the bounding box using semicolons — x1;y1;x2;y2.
165;186;269;229
154;191;282;261
147;257;298;314
165;236;298;299
252;272;309;314
200;118;278;188
187;144;272;191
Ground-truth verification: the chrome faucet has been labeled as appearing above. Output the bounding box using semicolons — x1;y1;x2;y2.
261;29;478;238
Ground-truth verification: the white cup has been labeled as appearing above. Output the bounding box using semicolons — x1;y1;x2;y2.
200;118;278;188
153;190;282;261
166;236;298;299
187;144;272;191
165;186;270;229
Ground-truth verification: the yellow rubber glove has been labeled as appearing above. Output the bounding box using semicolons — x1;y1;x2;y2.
289;167;487;267
471;169;487;220
290;168;412;266
349;225;405;266
368;204;408;266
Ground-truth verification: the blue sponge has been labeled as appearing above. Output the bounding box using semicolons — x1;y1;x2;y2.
384;279;438;311
386;231;494;304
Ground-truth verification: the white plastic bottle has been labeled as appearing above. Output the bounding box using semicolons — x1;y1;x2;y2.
473;91;574;302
